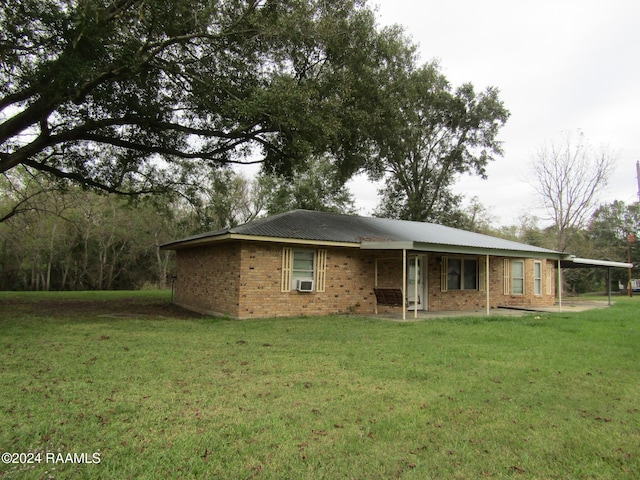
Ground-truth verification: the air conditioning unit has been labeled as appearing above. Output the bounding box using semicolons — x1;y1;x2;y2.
296;279;314;292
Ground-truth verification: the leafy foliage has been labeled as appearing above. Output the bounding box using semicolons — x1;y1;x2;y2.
371;63;509;223
0;170;180;290
1;0;405;194
588;200;640;288
177;165;261;232
257;155;357;215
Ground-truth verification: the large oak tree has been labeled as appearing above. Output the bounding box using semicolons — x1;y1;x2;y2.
1;0;406;196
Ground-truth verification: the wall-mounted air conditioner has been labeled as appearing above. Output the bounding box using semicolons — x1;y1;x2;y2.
296;279;314;292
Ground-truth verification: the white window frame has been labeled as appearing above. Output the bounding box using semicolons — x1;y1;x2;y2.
281;247;327;292
511;259;525;295
441;256;479;292
291;249;315;289
534;261;542;296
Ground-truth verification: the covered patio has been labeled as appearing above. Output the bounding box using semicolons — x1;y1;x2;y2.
367;242;632;321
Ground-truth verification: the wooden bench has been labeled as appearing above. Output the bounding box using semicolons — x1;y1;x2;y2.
373;288;405;306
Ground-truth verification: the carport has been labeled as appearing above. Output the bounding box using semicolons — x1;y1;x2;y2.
560;257;634;306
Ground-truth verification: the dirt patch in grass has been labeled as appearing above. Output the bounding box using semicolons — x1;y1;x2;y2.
0;296;204;319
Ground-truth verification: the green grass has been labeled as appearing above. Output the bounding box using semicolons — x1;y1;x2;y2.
1;292;639;479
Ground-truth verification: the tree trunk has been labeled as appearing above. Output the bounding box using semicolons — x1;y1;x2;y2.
44;220;58;291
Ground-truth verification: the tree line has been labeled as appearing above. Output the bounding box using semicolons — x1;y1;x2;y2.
1;160;637;293
0;157;355;290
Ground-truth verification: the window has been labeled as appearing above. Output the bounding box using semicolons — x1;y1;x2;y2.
441;257;478;291
534;261;542;295
511;260;524;295
281;248;327;292
463;259;478;290
291;250;314;288
546;263;553;295
447;258;461;290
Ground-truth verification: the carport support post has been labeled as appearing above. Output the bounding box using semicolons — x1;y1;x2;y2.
374;258;379;315
557;259;563;311
486;255;490;316
607;267;612;306
414;255;419;319
402;249;407;321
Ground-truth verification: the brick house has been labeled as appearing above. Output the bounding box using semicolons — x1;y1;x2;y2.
161;210;627;319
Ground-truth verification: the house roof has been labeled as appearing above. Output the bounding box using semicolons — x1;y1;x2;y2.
161;209;565;259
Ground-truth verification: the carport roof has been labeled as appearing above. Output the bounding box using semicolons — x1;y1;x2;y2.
161;209;565;258
561;257;633;269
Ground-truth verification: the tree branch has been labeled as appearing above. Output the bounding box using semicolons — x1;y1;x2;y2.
20;158;160;195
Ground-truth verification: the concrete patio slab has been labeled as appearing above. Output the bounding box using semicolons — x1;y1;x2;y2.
373;300;611;322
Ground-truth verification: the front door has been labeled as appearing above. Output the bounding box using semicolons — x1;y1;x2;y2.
407;255;427;311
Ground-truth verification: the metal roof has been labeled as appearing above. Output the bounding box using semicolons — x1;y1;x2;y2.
161;210;564;258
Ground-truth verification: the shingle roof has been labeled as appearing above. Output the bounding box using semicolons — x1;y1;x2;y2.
162;210;562;258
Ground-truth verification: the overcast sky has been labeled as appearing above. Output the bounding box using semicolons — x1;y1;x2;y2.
347;0;640;226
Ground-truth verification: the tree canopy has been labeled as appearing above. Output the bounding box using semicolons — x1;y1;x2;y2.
1;0;408;195
257;155;357;215
369;63;510;223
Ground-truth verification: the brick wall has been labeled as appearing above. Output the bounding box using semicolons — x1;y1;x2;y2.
173;241;557;318
173;242;241;316
237;242;378;318
490;257;556;308
428;256;556;311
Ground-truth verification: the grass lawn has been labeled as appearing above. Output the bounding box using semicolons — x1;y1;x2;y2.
1;291;639;479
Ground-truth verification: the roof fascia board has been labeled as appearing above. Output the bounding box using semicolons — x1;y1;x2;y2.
163;233;361;250
361;241;564;259
160;233;235;250
230;234;360;247
360;241;415;251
